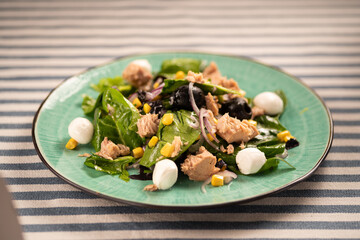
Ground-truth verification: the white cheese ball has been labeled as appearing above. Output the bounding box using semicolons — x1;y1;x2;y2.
236;148;266;175
68;117;94;144
131;59;152;73
153;159;178;190
253;91;284;115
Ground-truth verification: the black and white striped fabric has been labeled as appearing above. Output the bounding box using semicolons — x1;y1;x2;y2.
1;0;359;239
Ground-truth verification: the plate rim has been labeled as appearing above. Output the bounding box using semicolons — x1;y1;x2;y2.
32;51;334;209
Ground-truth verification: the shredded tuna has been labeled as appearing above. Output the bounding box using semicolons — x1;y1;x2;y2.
171;136;183;158
143;184;158;192
181;146;220;181
78;153;91;157
205;92;220;116
220;145;226;153
136;114;160;138
117;144;130;156
95;137;129;160
186;71;206;84
240;141;246;150
203;62;245;95
227;144;234;154
216;113;259;143
251;106;265;119
122;63;153;88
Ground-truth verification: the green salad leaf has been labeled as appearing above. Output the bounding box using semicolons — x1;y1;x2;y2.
91;88;144;151
81;94;97;115
140;110;201;168
91;76;125;92
162;79;243;96
84;154;135;181
159;58;203;74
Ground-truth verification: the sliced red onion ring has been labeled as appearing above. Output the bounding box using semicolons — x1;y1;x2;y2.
145;82;165;101
188;82;200;116
128;92;138;102
199;108;219;151
189;115;199;129
204;117;219;143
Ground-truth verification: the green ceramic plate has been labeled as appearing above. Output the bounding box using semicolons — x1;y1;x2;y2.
32;52;333;209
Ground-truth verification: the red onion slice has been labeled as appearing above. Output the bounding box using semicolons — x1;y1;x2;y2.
199;108;219;151
128;93;138;102
204;117;219;143
188;82;200;116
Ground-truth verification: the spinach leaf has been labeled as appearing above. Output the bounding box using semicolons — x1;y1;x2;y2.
140;110;201;168
275;89;287;108
162;79;243;96
91;88;144;151
81;94;97;115
257;157;295;173
91;76;125;92
255;115;287;132
257;141;286;158
159;58;202;74
84;154;135;181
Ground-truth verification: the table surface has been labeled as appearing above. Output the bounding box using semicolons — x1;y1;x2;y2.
1;0;359;239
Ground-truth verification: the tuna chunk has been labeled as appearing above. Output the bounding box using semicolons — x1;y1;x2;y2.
216;113;259;143
122;63;152;89
171;136;183;158
251;106;265;119
136;113;160;138
95;137;130;160
186;71;206;84
181;146;220;181
203;62;244;93
205;92;220;116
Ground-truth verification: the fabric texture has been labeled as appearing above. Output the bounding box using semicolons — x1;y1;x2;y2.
0;0;359;239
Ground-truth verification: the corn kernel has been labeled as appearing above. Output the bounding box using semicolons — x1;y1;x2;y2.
207;133;214;142
148;136;159;148
152;95;161;101
212;117;218;124
211;174;224;187
143;103;151;114
153;82;160;89
175;71;185;79
132;147;144;158
248;119;257;127
160;143;174;157
132;97;142;108
277;130;293;142
162;113;174;125
65;138;78;150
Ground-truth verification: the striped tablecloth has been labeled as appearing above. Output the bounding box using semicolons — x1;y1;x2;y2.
1;0;359;239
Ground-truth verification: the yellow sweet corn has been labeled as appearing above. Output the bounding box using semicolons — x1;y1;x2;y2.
162;113;174;125
65;138;78;150
248;119;257;127
175;71;185;79
207;133;214;142
143;103;151;114
148;136;159;148
132;147;144;158
211;174;224;187
132;97;142;108
277;130;294;142
160;143;174;157
153;81;160;89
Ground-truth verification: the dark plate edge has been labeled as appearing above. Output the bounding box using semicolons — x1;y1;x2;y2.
32;51;334;210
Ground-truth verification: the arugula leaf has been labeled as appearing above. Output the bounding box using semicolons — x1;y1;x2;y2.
84;154;135;181
140;110;201;168
159;58;203;74
91;88;144;151
162;79;243;96
91;76;125;92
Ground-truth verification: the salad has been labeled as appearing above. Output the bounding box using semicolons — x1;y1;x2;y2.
66;58;299;192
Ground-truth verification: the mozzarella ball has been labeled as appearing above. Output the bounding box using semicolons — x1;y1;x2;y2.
236;148;266;175
68;117;94;144
152;159;178;190
253;91;283;115
131;59;152;73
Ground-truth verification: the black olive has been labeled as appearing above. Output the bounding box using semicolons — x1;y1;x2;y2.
137;90;147;103
149;100;165;118
285;138;299;149
215;159;227;169
129;166;152;181
220;97;252;120
169;85;206;110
